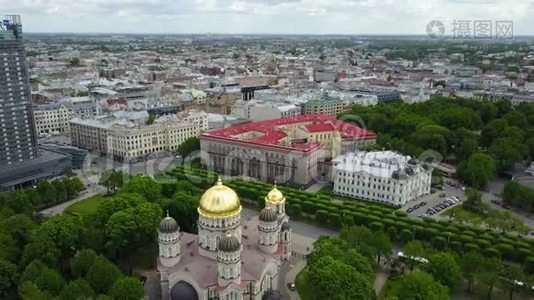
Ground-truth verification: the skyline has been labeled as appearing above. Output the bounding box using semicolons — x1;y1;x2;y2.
4;0;534;35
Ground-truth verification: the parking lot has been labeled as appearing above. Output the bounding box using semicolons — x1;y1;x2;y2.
402;179;467;219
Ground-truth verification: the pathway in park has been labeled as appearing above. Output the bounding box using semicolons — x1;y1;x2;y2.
38;186;106;216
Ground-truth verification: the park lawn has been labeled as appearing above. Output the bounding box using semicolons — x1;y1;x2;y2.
442;203;529;234
64;194;108;215
295;267;313;300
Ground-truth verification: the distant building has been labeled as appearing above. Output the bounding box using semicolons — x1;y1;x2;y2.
349;87;400;103
200;114;376;187
70;110;207;162
313;69;338;83
232;100;301;121
303;94;345;117
332;151;432;206
33;97;95;136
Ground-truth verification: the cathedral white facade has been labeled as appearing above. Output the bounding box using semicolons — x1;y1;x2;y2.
157;178;292;300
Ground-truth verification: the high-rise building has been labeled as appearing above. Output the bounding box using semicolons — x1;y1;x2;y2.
0;15;71;191
0;15;38;165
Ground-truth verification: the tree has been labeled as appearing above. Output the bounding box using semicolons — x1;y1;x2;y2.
307;256;373;300
369;230;393;265
109;277;144;300
105;202;162;272
19;281;52;300
457;153;495;189
0;259;18;299
2;214;36;248
403;241;425;270
21;260;65;294
176;136;200;158
504;111;528;130
21;237;61;269
460;251;484;293
71;249;98;278
92;193;145;228
500;264;525;300
145;114;157;125
99;170;124;194
159;192;199;233
388;271;449;300
51;180;68;203
59;278;94;300
30;216;81;268
490;137;525;174
35;181;56;207
424;252;462;291
463;188;483;213
526;137;534;160
476;257;504;300
480;119;508;147
85;255;122;294
122;176;162;202
68;58;84;67
0;231;19;263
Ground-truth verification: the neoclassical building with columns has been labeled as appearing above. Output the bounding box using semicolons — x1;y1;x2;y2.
157;178;291;300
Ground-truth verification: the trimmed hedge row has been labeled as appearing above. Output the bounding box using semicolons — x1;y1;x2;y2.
168;167;534;264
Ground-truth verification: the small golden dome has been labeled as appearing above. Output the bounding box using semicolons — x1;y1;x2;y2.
265;184;286;204
198;177;241;218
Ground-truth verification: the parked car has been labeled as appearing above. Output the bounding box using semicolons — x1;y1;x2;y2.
407;207;414;213
501;203;511;209
439;193;446;197
287;282;296;291
420;201;427;206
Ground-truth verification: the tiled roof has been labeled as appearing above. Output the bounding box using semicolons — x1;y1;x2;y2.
201;114;375;152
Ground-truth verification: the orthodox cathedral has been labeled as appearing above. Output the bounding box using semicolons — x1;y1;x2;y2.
157;178;292;300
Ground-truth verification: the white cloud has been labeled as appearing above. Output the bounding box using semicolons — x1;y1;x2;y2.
1;0;533;34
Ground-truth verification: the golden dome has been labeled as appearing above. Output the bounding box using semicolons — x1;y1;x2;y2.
265;184;286;204
198;177;241;218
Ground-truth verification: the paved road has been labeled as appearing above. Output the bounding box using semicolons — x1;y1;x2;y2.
305;182;328;193
39;186;106;216
401;179;465;218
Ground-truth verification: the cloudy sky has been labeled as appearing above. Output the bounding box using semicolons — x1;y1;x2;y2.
3;0;534;35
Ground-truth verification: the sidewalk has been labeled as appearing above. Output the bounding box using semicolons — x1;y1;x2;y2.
281;258;307;300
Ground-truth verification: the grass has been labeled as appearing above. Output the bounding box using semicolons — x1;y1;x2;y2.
64;194;108;215
377;278;398;300
442;203;529;234
295;267;313;300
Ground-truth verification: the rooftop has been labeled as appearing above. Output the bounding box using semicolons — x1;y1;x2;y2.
333;151;430;179
201;114;375;153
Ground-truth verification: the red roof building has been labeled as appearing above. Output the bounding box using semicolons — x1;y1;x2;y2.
200;114;376;187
